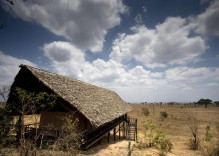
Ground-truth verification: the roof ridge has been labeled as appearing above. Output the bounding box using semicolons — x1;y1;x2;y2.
19;64;116;94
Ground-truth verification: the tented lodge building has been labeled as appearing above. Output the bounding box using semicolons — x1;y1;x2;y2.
6;65;134;148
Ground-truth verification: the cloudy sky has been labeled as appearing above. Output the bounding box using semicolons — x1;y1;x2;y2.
0;0;219;102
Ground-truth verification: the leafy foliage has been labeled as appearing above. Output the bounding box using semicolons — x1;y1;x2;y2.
8;87;57;115
53;114;82;155
141;119;173;154
199;125;219;156
142;107;150;116
197;99;212;108
214;101;219;107
160;111;168;121
8;87;57;156
204;125;212;142
0;107;13;145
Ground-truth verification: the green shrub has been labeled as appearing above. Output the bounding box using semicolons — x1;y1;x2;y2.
200;125;219;156
154;129;173;154
142;107;150;116
204;126;212;142
142;120;173;155
157;138;173;155
143;119;156;147
160;111;168;120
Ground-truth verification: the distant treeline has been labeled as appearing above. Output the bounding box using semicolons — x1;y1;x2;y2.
129;99;219;108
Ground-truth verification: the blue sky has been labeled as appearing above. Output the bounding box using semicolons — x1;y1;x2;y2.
0;0;219;102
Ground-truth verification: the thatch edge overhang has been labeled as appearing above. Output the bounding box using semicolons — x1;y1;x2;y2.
19;64;132;128
19;65;89;118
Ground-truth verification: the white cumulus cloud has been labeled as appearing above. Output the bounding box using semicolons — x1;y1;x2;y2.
110;17;207;68
41;41;219;102
0;51;36;86
2;0;127;52
42;41;87;78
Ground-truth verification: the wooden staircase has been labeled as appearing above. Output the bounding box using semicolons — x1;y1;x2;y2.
127;117;137;141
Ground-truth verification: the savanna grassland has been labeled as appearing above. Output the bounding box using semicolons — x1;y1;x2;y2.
1;104;219;156
80;104;219;156
127;104;219;156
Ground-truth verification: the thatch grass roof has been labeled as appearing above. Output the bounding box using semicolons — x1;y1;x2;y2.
10;65;132;127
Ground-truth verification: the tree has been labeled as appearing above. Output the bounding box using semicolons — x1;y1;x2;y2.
0;85;10;102
197;99;212;108
185;113;200;150
6;87;57;156
0;86;12;145
214;101;219;107
0;107;13;145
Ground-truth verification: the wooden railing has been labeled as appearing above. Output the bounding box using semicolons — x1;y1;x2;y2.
82;115;126;149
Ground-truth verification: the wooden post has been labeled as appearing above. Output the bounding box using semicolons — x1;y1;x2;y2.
40;134;44;150
122;121;125;138
135;119;138;142
119;124;121;139
107;132;110;143
113;128;116;141
153;104;154;115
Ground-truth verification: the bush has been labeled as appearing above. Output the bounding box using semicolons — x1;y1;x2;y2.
157;138;173;155
189;138;200;150
142;107;150;116
160;111;168;120
142;120;173;155
204;126;212;142
0;107;13;145
200;144;219;156
200;125;219;156
154;129;173;154
185;113;200;150
53;114;82;155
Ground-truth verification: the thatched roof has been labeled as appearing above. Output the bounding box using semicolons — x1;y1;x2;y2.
9;65;132;127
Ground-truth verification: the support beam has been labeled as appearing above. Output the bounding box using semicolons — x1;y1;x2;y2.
119;124;121;139
122;121;125;138
136;119;138;142
107;132;110;143
113;128;116;141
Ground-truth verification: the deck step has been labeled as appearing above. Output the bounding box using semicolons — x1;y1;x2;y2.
127;117;137;141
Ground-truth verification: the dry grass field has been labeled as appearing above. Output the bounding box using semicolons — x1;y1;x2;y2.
1;104;219;156
127;104;219;156
80;104;219;156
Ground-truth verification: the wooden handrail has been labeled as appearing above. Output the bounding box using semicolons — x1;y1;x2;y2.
82;115;125;148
